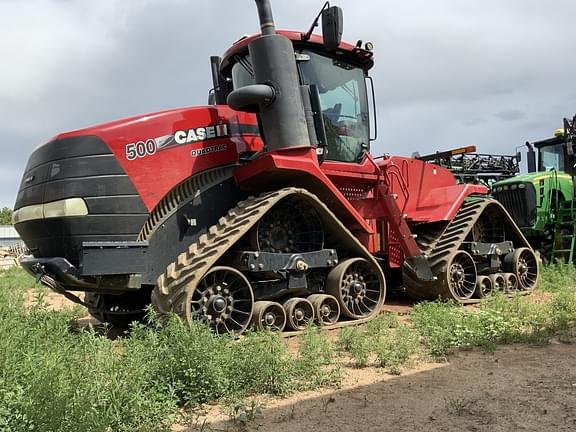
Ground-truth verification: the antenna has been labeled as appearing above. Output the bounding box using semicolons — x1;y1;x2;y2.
301;1;330;41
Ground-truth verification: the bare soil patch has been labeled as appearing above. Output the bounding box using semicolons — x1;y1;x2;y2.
191;342;576;432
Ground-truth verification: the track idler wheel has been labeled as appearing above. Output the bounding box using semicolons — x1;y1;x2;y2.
474;275;493;299
283;297;314;330
503;247;539;291
251;301;286;331
442;250;477;301
489;273;506;292
190;266;254;335
326;258;385;319
307;294;340;326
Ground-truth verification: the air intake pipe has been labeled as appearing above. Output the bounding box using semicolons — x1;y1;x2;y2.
227;0;311;152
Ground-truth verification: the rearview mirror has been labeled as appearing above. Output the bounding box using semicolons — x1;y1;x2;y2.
322;6;343;51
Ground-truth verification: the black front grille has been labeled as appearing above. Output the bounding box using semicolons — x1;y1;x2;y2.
493;183;537;228
14;135;147;266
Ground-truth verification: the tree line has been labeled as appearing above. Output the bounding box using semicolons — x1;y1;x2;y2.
0;207;13;225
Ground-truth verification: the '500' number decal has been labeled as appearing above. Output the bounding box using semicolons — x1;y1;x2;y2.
125;139;157;160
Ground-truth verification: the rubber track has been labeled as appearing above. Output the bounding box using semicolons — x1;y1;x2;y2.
139;165;236;241
152;187;386;324
404;198;533;302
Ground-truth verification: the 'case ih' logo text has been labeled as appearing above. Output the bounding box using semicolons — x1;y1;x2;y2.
174;124;228;144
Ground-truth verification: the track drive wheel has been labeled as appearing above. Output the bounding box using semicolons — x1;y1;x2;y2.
326;258;385;319
250;196;324;253
190;266;254;335
474;275;493;299
503;247;539;291
251;301;286;331
283;297;314;330
441;250;477;301
307;294;340;326
85;289;151;329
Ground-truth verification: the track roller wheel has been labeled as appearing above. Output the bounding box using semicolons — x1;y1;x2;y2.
474;275;493;299
503;247;539;291
251;301;286;331
504;273;519;292
283;297;314;330
307;294;340;326
441;250;477;301
191;266;254;335
488;273;506;292
326;258;385;319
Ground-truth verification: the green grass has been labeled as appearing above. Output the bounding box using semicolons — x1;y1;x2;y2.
337;313;420;373
1;264;575;430
539;262;576;293
0;269;340;432
411;264;576;358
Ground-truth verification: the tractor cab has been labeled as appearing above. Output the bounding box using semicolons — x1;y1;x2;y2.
212;1;375;165
532;116;576;177
226;47;371;163
537;138;568;172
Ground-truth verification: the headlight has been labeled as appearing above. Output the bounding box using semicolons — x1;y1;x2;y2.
13;198;88;223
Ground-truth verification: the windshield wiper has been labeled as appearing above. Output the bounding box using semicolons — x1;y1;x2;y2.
236;55;255;78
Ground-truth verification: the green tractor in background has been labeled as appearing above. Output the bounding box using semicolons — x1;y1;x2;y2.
492;115;576;263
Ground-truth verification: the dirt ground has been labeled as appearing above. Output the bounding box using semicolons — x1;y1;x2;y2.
24;289;576;431
196;342;576;432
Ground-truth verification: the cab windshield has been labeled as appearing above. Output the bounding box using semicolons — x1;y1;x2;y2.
230;49;370;163
539;143;565;171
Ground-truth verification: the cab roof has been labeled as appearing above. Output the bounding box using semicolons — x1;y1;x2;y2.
220;30;374;74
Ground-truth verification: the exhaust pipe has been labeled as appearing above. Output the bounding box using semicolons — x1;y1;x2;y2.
525;141;536;173
255;0;276;35
227;0;311;152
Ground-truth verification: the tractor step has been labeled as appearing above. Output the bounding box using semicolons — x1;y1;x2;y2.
551;223;576;264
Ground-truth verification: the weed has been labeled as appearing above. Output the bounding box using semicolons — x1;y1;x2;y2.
366;312;399;333
412;275;576;358
230;329;294;396
539;262;576;292
444;397;478;416
226;399;265;425
321;396;336;413
295;324;342;388
375;324;419;374
298;323;334;366
338;326;373;367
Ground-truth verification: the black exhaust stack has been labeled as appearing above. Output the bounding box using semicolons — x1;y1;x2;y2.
227;0;311;152
525;141;536;173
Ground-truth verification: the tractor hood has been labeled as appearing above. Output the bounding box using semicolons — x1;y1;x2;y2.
13;105;263;265
493;171;573;186
17;106;263;213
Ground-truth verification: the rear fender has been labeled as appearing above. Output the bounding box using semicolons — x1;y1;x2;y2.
382;156;488;222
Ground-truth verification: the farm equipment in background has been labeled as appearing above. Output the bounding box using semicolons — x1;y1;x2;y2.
414;146;520;189
12;0;539;332
493;115;576;263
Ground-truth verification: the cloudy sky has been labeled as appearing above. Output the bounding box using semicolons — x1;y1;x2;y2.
1;0;575;208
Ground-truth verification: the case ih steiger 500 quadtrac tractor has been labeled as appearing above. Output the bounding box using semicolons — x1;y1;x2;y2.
13;0;539;333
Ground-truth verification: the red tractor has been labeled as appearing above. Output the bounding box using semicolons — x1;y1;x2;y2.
13;0;538;333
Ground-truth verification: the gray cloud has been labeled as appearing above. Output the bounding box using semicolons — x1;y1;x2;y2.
493;109;526;122
1;0;575;207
